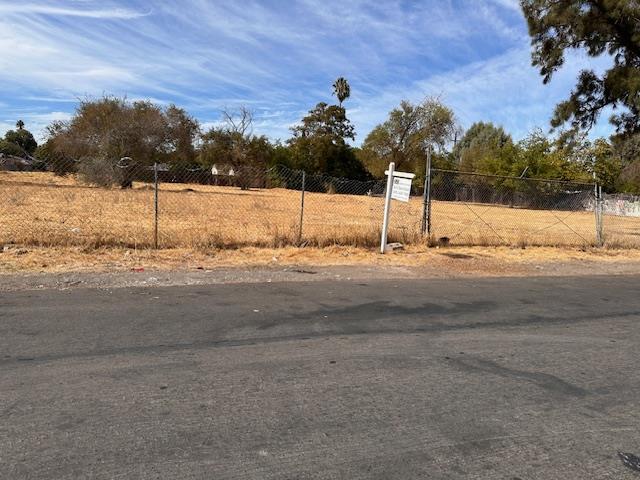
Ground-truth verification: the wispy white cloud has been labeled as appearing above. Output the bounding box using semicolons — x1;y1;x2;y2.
0;122;15;136
0;3;149;19
0;0;616;144
0;112;73;142
489;0;522;12
27;111;73;123
349;45;614;142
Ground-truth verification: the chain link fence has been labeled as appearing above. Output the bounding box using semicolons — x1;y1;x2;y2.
2;157;640;249
428;169;600;247
0;159;393;249
152;164;394;248
598;192;640;248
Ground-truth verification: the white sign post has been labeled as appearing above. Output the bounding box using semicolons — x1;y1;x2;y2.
381;163;415;253
380;162;395;254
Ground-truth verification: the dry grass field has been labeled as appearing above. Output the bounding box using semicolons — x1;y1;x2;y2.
1;171;639;249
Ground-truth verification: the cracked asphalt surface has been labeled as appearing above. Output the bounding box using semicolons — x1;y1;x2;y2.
1;275;639;479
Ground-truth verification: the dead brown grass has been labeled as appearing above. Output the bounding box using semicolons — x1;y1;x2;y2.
1;171;640;249
3;244;640;277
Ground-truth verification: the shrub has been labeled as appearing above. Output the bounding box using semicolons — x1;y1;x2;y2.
77;157;124;187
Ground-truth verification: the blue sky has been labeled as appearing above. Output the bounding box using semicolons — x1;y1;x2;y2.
0;0;613;144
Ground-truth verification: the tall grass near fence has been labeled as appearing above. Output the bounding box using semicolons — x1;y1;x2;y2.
2;165;640;249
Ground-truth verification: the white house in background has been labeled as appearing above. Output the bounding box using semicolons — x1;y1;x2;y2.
211;164;235;176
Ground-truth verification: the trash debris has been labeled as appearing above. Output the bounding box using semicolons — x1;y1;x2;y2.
131;267;144;272
618;451;640;472
437;237;450;247
440;252;473;260
293;269;317;274
384;242;404;252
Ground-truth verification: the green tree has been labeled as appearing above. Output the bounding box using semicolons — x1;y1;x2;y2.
0;139;25;157
361;98;457;177
198;107;277;188
198;128;236;166
332;77;351;107
288;102;368;179
291;102;355;143
199;107;274;170
613;133;640;192
454;122;514;174
271;141;294;168
522;0;640;136
612;133;640;165
588;138;623;192
513;131;563;179
510;130;593;182
354;146;385;178
164;105;200;165
4;122;37;155
618;163;640;193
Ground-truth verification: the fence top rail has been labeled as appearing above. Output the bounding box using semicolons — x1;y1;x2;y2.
431;168;595;188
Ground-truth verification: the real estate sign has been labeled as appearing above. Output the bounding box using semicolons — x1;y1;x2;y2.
391;176;412;202
381;164;416;253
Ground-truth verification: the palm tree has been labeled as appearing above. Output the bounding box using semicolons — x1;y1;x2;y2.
332;77;351;107
16;120;25;130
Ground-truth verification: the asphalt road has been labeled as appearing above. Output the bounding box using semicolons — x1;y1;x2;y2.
1;275;639;479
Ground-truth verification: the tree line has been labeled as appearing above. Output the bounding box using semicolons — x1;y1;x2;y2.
2;1;639;193
2;93;636;194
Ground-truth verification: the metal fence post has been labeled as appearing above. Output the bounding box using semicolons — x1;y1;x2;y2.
298;170;306;244
596;184;604;247
427;165;432;238
421;146;432;237
154;162;159;249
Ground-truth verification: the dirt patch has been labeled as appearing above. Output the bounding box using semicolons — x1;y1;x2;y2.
2;244;640;291
438;252;475;259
